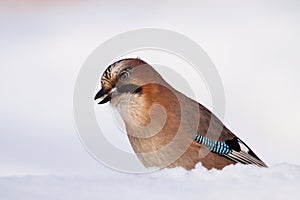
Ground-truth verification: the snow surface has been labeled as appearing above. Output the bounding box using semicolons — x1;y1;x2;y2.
1;163;299;200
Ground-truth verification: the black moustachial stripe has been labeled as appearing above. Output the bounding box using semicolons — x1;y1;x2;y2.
117;84;142;94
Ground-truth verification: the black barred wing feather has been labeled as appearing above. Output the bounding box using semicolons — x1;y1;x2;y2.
194;135;267;167
224;137;267;167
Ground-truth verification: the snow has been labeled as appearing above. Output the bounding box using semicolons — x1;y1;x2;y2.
1;163;299;200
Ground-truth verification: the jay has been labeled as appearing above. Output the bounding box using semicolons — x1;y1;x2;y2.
94;58;267;170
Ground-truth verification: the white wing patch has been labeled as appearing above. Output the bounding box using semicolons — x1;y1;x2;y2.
239;141;249;152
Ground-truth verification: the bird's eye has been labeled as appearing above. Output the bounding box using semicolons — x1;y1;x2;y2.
120;71;129;81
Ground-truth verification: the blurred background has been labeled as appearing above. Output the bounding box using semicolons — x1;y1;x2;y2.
0;0;299;176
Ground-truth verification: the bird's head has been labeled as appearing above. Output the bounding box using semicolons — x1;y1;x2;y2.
94;58;163;105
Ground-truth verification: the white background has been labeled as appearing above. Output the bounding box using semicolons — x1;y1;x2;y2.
0;0;299;177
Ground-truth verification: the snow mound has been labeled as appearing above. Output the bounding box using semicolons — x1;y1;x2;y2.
1;163;300;200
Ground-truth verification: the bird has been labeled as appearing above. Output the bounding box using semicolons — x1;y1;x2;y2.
94;58;267;170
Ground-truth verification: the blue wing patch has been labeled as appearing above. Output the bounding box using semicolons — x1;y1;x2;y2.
194;134;232;155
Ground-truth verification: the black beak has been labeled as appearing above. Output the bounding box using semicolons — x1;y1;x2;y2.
94;88;112;104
